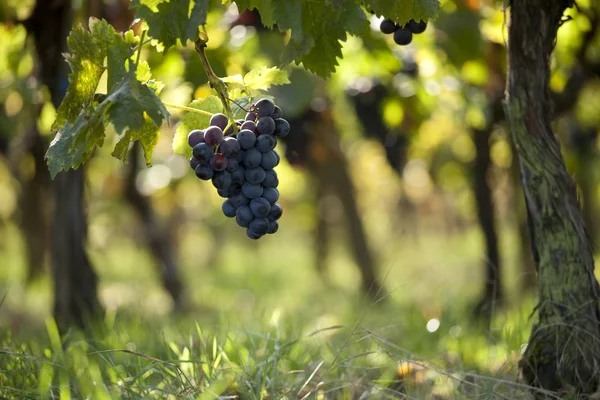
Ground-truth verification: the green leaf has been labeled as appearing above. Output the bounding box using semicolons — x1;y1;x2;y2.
244;66;290;90
112;116;160;165
53;18;120;130
106;69;170;133
364;0;440;25
131;0;208;50
234;0;275;27
47;103;109;179
221;74;245;85
173;96;223;157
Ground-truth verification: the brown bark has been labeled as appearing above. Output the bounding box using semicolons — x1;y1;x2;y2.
505;0;600;394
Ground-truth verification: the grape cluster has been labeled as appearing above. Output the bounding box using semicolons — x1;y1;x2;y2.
187;99;290;239
379;19;427;46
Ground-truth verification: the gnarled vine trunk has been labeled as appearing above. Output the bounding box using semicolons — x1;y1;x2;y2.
505;0;600;394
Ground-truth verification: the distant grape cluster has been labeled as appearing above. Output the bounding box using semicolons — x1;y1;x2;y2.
379;18;427;46
187;99;289;239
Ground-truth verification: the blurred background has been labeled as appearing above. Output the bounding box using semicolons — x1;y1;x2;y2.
1;0;600;396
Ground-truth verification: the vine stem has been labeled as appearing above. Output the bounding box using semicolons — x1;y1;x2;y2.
194;39;236;131
163;102;214;117
135;30;146;66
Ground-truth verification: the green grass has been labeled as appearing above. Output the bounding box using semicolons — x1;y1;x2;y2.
0;219;548;399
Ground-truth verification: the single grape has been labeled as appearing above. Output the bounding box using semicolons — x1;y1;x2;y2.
245;166;266;184
231;165;246;184
193;142;214;163
220;137;241;157
249;217;270;235
217;188;231;198
245;111;258;121
212;171;232;190
210;113;229;130
226;157;239;172
236;119;245;126
246;228;263;240
262;187;279;204
230;193;250;208
210;154;229;171
255;98;275;117
222;200;237;218
236;205;254;226
195;163;214;180
268;221;279;234
256;116;276;135
380;19;397;34
242;182;263;199
263;169;279;187
241;121;258;134
407;19;427;34
250;197;271;218
269;203;283;220
274;119;290;137
271;106;283;119
204;126;224;147
237;129;257;149
393;27;413;45
243;148;262;168
188;129;205;147
190;157;200;170
256;134;277;152
260;151;279;170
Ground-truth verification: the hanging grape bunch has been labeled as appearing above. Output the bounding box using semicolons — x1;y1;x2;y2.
187;99;289;239
379;18;427;46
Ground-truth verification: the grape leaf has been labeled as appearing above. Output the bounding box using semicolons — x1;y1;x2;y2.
363;0;440;25
173;96;223;157
52;18;120;130
234;0;275;27
112;115;160;166
244;66;290;90
105;68;170;133
47;103;109;178
131;0;208;50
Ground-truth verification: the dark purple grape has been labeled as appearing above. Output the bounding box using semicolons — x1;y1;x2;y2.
260;151;279;170
242;182;263;199
243;148;262;168
193;143;214;163
256;134;276;152
271;106;283;119
217;188;231;198
407;19;427;34
222;200;237;217
241;121;257;134
256;116;276;135
268;221;279;234
269;203;282;220
380;19;397;34
190;157;200;170
236;119;245;126
246;229;263;240
195;163;214;180
210;154;229;171
255;98;275;117
245;111;258;121
230;193;249;208
274;119;290;138
188;129;205;147
231;165;246;184
262;187;279;204
245;166;266;184
226;157;239;172
210;113;228;130
236;205;254;226
237;129;257;149
220;137;241;157
212;171;232;190
204;126;224;147
393;27;412;45
249;217;270;235
263;169;279;187
250;197;271;218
